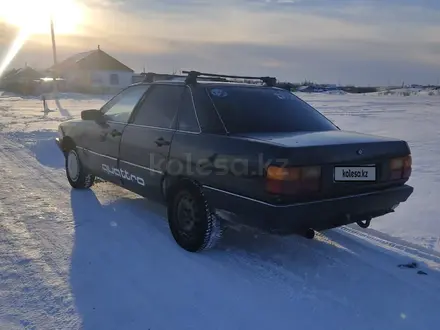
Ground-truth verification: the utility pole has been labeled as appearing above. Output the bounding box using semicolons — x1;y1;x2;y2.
50;15;58;96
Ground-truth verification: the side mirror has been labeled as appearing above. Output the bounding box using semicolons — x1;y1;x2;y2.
81;109;104;121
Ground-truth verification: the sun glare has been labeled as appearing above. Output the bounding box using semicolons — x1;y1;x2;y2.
0;0;84;35
0;0;84;77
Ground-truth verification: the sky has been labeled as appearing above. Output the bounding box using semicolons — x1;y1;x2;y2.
0;0;440;86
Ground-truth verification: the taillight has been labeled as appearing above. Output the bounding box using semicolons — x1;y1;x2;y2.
390;155;412;180
265;165;321;195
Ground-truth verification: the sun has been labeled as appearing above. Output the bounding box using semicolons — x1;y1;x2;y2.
0;0;84;35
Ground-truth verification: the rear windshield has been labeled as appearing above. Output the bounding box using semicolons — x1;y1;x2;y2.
207;86;338;133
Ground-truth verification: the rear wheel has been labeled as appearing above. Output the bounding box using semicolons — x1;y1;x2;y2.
65;148;95;189
168;184;222;252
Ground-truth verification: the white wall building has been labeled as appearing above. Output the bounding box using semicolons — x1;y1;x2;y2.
48;46;134;93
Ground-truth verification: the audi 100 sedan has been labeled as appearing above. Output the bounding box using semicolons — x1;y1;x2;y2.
56;71;414;252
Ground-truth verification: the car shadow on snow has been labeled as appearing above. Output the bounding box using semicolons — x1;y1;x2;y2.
7;130;64;169
69;188;440;330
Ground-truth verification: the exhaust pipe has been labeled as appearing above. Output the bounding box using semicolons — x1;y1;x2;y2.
357;217;372;229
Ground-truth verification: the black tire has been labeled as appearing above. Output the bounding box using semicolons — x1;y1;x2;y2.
65;148;95;189
168;183;222;252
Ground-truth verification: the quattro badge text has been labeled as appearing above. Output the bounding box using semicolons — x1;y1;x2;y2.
102;164;145;186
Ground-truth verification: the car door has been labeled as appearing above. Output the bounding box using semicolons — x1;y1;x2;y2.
81;85;149;183
118;84;185;200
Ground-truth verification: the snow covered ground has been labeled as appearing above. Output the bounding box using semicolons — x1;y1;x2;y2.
374;88;440;96
0;91;439;330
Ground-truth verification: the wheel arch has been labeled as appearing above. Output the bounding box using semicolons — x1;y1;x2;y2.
61;136;76;152
165;174;223;252
162;175;203;203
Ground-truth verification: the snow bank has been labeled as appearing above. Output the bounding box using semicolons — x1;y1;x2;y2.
372;88;440;97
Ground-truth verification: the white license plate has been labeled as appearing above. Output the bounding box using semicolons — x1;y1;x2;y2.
334;166;376;182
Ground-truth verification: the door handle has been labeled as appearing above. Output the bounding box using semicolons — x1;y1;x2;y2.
154;137;170;147
110;129;122;137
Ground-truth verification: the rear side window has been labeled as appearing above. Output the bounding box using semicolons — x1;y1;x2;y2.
207;86;337;133
133;84;184;128
177;87;200;132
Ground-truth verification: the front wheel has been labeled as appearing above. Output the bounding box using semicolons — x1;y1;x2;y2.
168;185;222;252
65;149;95;189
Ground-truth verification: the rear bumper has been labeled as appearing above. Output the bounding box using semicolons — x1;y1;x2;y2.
202;184;414;234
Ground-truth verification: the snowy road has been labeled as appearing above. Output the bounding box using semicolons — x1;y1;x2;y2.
0;92;440;329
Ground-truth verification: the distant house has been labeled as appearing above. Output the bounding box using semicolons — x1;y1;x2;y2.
0;65;44;95
1;66;43;84
47;46;134;93
0;68;19;83
132;73;147;84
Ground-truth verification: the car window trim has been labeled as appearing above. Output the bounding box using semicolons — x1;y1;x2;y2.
100;84;151;123
204;87;229;135
122;122;201;135
100;85;138;113
127;84;157;122
129;83;186;131
123;84;152;124
175;86;202;134
205;86;337;134
189;86;202;132
100;83;202;135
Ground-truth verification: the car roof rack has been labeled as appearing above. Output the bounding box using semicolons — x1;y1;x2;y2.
142;72;185;83
182;70;277;87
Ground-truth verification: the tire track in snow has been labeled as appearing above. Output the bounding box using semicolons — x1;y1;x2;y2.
327;227;440;300
0;137;75;264
0;137;81;329
338;226;440;267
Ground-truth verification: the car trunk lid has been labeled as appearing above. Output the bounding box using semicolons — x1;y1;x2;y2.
234;130;411;201
235;130;409;164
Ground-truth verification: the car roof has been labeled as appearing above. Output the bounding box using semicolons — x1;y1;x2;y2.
131;80;274;89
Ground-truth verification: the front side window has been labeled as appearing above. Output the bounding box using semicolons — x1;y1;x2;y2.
207;86;338;134
102;85;149;123
132;84;184;128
